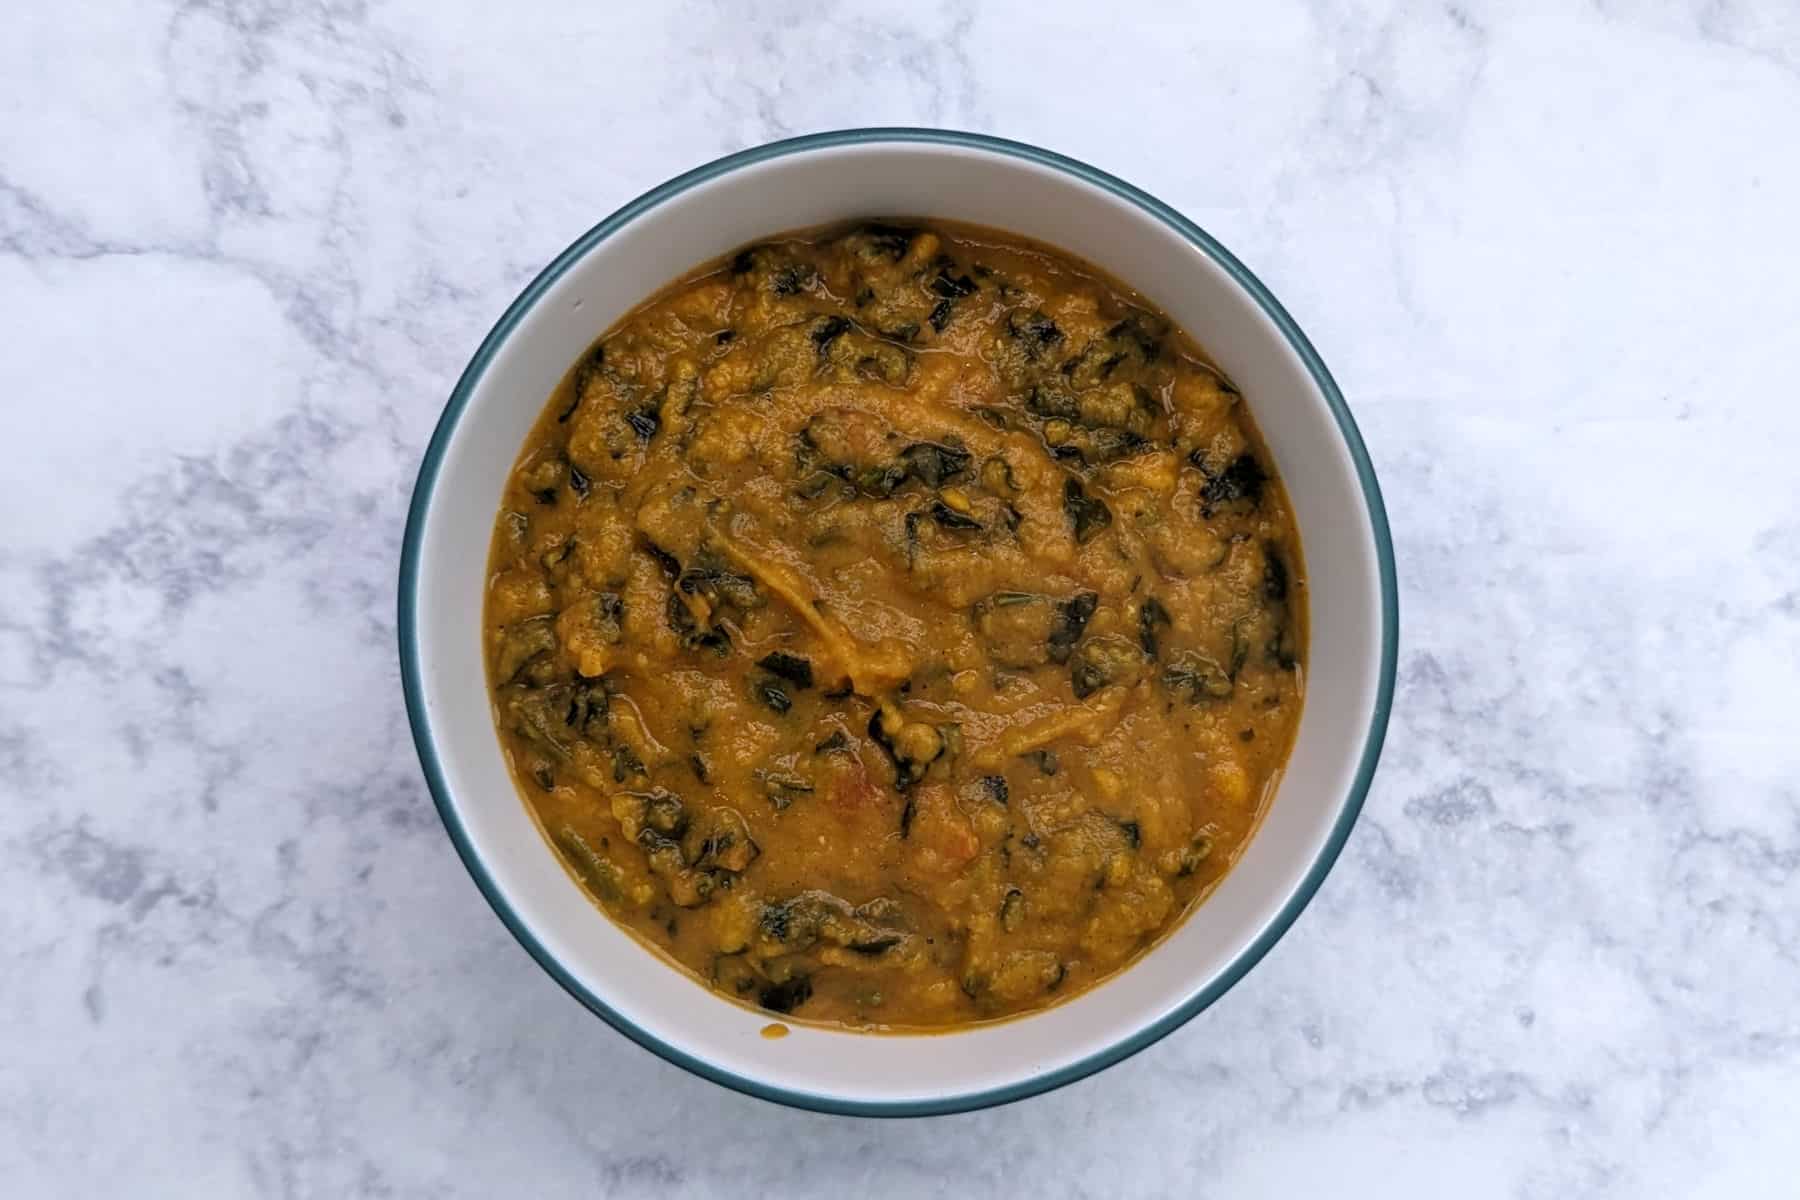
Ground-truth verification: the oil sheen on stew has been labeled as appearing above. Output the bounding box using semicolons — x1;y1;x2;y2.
484;220;1306;1030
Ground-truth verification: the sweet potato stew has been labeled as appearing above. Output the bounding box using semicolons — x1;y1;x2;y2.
484;221;1305;1029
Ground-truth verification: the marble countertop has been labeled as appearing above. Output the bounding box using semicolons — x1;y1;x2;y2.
4;2;1796;1195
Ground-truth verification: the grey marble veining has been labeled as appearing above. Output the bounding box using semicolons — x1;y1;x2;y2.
3;2;1796;1196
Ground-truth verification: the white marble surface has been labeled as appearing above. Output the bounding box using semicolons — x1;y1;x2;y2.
3;1;1797;1195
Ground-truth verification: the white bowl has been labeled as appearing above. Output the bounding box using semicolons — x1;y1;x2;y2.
400;129;1396;1115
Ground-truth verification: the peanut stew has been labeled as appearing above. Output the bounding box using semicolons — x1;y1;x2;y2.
484;220;1305;1029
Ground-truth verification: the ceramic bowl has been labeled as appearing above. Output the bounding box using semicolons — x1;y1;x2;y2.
400;128;1396;1115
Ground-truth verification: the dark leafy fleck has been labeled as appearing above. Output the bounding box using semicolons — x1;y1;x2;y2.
556;678;609;736
1163;651;1234;702
930;270;978;299
678;562;759;611
756;651;814;689
856;463;909;498
1106;312;1166;362
495;617;557;684
771;264;814;295
899;442;971;487
561;345;604;422
929;501;983;532
592;591;624;641
1138;596;1171;658
666;591;730;656
852;223;916;261
926;270;976;332
637;788;688;837
759;901;793;942
1047;591;1099;664
811;314;852;355
1264;544;1289;602
761;774;814;811
980;775;1009;804
1195;452;1267;516
753;679;792;714
1267;620;1299;671
813;729;849;754
1068;635;1140;699
1176;833;1215;877
758;975;813;1014
1007;308;1064;356
1063;479;1113;544
568;463;591;499
1087;427;1150;462
1071;660;1106;699
611;742;646;784
625;405;661;441
1025;384;1080;422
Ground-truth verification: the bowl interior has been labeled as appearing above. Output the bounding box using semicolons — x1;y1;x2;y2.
405;135;1390;1112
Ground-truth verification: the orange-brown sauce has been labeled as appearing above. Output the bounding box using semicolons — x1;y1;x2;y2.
484;220;1305;1029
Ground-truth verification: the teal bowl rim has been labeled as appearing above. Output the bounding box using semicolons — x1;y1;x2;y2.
398;126;1398;1118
